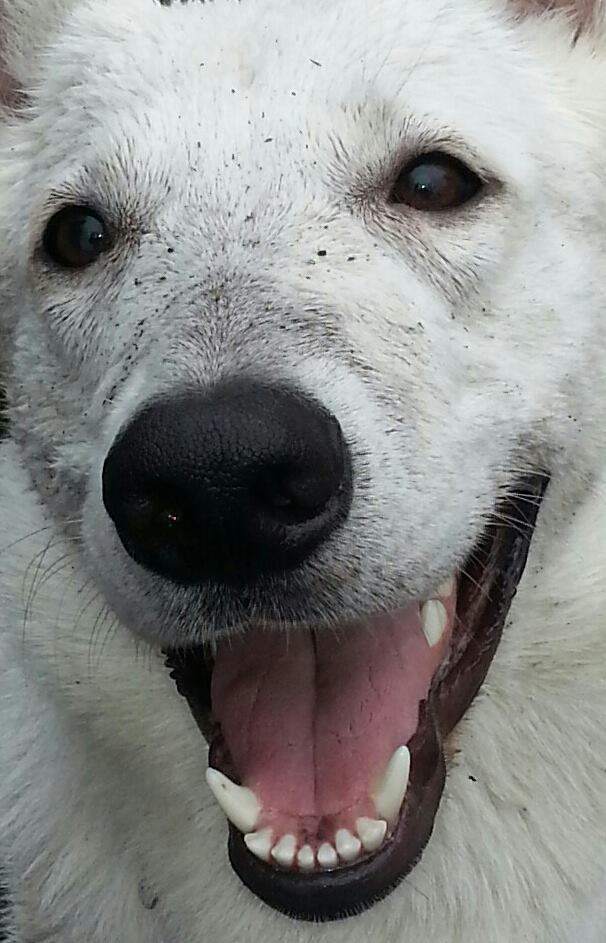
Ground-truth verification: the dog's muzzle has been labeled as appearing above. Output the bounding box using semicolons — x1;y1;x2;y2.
101;378;548;922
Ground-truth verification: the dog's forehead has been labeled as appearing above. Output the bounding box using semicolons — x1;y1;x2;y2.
73;0;517;100
61;2;510;117
32;0;540;193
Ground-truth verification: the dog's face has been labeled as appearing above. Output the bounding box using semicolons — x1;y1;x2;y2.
1;0;604;922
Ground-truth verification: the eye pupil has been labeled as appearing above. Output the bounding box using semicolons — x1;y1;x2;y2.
43;206;109;268
390;152;482;212
411;165;445;195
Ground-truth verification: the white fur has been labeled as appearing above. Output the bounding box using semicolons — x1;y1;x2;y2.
0;0;605;940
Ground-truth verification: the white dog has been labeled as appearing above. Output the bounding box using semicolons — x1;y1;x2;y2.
0;0;605;940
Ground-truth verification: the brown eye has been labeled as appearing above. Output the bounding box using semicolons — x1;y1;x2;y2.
43;206;109;268
389;152;482;212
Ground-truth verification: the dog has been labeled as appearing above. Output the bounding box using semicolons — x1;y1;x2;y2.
0;0;605;940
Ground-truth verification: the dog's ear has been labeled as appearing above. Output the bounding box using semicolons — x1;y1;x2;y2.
0;0;76;110
512;0;604;31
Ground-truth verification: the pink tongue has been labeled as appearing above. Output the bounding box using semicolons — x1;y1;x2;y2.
211;607;448;831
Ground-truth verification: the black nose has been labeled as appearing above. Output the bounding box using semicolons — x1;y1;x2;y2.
102;380;353;586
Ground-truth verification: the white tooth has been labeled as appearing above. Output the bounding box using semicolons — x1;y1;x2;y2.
271;834;297;868
205;768;261;834
356;817;388;853
317;843;338;870
335;829;362;864
297;845;316;872
244;828;273;863
437;576;456;598
421;599;448;647
373;745;411;825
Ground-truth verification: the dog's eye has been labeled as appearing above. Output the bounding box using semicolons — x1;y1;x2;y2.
43;206;110;269
389;152;482;212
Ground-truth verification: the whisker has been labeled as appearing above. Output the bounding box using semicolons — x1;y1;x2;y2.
72;587;104;649
0;525;52;558
87;601;110;672
21;534;58;645
88;605;116;674
97;614;120;663
35;552;76;593
458;565;489;599
489;513;534;538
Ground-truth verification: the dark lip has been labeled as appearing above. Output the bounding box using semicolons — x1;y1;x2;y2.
166;473;549;922
224;700;446;922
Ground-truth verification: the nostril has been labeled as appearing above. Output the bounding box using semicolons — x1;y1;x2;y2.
120;490;192;552
252;464;343;525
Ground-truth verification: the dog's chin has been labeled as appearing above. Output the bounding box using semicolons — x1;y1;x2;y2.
163;474;548;922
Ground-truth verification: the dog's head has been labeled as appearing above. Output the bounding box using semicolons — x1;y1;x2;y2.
0;0;604;922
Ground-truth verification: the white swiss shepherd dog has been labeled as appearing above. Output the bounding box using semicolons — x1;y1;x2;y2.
0;0;604;940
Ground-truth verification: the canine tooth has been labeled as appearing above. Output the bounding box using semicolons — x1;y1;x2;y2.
271;834;297;868
437;576;456;598
356;817;388;853
335;829;362;863
297;845;316;872
317;843;338;870
421;599;447;647
205;768;261;834
373;745;411;825
244;828;273;863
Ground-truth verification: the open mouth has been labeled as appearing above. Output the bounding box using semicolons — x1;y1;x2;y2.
165;474;548;921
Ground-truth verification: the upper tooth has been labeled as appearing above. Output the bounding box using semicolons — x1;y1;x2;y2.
271;834;297;868
317;843;338;870
205;768;261;834
356;817;387;853
438;576;456;598
335;829;362;863
244;828;273;863
297;845;315;872
373;745;411;825
421;599;447;647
